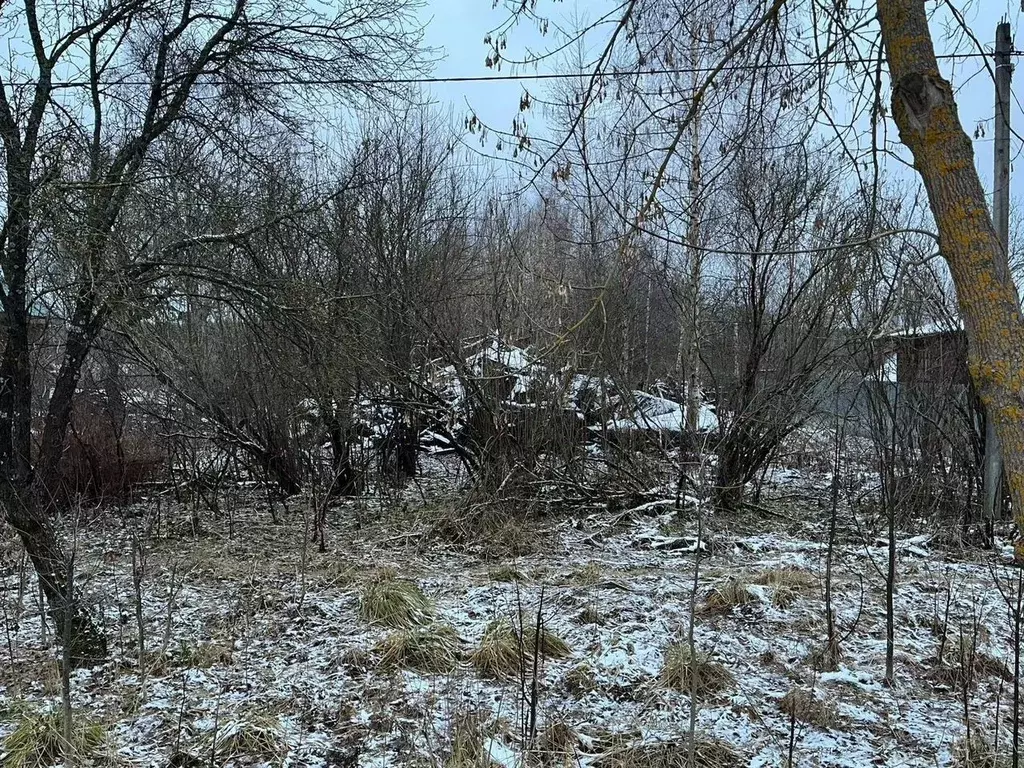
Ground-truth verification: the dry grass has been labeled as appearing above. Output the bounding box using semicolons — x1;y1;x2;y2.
700;579;756;615
487;564;527;582
593;736;743;768
470;617;571;680
778;687;838;729
575;606;606;625
535;721;580;766
1;709;107;768
444;711;488;768
806;639;842;672
570;561;603;586
927;641;1013;690
563;663;599;695
953;732;1010;768
374;624;462;674
751;566;818;608
204;713;285;764
358;569;433;627
659;643;733;698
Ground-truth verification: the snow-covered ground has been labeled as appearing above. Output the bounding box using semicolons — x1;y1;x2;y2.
0;471;1018;767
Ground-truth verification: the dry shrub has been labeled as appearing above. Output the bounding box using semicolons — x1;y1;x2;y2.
2;709;107;768
778;687;838;728
358;569;432;627
427;496;536;558
59;391;164;505
700;579;755;615
374;624;462;674
593;736;742;768
953;732;1010;768
659;643;733;697
752;566;818;608
470;618;571;680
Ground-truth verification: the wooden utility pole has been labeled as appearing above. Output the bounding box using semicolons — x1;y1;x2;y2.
983;20;1013;533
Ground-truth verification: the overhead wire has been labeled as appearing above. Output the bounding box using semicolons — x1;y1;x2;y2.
1;50;1019;89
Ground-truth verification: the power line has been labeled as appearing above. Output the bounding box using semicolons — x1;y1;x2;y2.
12;50;1020;89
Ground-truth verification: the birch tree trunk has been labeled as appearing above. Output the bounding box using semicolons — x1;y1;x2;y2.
877;0;1024;554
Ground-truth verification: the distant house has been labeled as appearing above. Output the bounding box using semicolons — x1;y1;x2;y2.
876;322;969;391
873;322;981;470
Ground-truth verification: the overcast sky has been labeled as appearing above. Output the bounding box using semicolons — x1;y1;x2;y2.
416;0;1024;203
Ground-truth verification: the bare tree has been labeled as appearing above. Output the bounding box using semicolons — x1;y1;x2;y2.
0;0;426;665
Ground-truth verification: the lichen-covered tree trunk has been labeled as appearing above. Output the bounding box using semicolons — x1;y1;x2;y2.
877;0;1024;554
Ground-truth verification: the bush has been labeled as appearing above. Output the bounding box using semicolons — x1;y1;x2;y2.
58;390;164;506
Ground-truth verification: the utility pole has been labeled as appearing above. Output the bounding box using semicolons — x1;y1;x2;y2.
983;20;1013;537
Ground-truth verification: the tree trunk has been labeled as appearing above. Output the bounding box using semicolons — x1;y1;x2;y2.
35;299;101;503
878;0;1024;555
1;487;107;667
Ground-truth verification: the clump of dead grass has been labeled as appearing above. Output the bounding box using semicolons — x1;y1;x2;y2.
374;624;462;674
593;736;742;768
535;720;580;766
659;643;733;697
203;713;285;764
470;618;571;679
444;711;489;768
575;606;605;625
487;565;527;583
927;641;1013;690
778;687;838;729
751;566;818;607
563;663;599;695
700;579;756;615
2;709;107;768
953;731;1010;768
570;561;602;586
358;569;433;627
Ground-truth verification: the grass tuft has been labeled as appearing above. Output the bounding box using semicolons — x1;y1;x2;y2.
204;713;285;764
778;687;838;728
953;731;1010;768
535;720;579;765
700;579;755;615
2;709;106;768
593;736;742;767
487;565;527;583
470;618;571;680
575;606;606;625
751;566;817;607
358;569;433;627
570;561;603;586
927;641;1013;690
659;643;733;698
374;624;462;674
444;711;488;768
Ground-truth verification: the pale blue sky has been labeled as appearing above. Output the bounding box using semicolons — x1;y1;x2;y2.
416;0;1024;203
